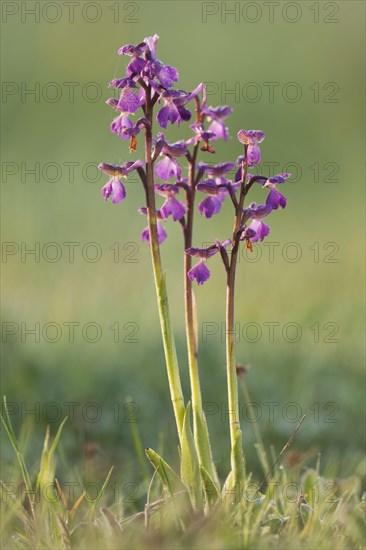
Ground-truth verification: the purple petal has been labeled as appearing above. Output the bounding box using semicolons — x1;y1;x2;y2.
126;57;147;77
157;103;180;128
160;197;186;221
109;78;136;89
247;144;261;167
188;262;211;285
198;196;222;219
237;129;265;145
264;173;291;186
111;178;126;203
196;179;220;196
250;203;272;220
110;114;133;139
177;105;192;122
155;183;180;196
266;188;287;210
117;87;141;113
158;65;179;88
202;105;232;120
249;219;270;242
208;120;229;141
141;221;167;245
155;156;182;181
102;178;126;204
118;42;147;57
144;34;159;59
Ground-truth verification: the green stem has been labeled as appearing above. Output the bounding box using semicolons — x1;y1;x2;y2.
144;89;185;442
226;248;245;489
225;156;249;490
184;178;217;483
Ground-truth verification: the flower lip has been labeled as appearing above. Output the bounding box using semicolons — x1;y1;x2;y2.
102;177;126;204
188;262;211;285
249;219;270;242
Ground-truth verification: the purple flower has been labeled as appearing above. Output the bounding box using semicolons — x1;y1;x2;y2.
198;196;223;218
266;188;287;210
248;219;270;242
144;34;159;59
127;56;147;77
101;177;126;204
157;64;179;88
187;262;211;285
141;221;167;245
237;129;265;166
155;155;182;181
157;90;191;128
155;184;186;221
117;85;141;113
261;172;290;210
196;178;228;218
185;239;231;285
188;123;216;153
110;113;134;139
160;196;186;221
99;160;144;202
201;105;232;141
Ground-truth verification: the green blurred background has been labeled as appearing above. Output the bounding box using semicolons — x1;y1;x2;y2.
1;0;365;489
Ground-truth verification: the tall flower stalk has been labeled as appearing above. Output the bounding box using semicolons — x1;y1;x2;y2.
143;84;185;441
224;153;248;491
181;96;218;482
99;35;290;499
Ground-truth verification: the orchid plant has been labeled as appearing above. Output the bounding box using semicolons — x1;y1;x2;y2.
99;34;289;509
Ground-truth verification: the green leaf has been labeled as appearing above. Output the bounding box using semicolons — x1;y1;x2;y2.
145;448;184;497
1;397;33;499
261;515;289;534
200;465;220;508
194;410;219;485
301;468;318;508
180;402;201;507
36;417;68;492
299;502;313;526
